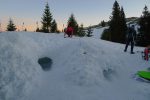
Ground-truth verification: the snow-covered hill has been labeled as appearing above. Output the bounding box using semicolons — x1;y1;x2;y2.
0;29;150;100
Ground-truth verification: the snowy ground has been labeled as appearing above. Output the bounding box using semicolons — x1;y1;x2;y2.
0;29;150;100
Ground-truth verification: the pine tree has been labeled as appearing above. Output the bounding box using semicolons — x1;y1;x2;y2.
67;14;79;35
24;28;27;31
7;18;17;31
137;5;150;46
51;19;58;33
120;7;127;43
36;28;40;32
101;20;106;27
41;2;53;33
87;26;93;37
109;1;126;43
109;0;121;42
142;6;150;17
78;24;86;37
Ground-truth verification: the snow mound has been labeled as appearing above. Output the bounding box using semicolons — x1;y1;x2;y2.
64;38;118;86
0;30;150;100
92;27;108;39
0;32;42;100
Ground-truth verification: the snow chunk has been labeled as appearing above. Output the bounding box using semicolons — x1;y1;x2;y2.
0;32;42;100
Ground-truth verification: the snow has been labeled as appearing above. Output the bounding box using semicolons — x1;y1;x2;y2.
0;29;150;100
0;32;43;100
92;27;108;39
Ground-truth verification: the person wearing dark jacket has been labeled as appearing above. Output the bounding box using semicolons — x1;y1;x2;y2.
124;25;137;54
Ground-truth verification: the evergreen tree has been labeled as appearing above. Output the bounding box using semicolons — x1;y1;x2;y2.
87;26;93;37
36;21;41;32
36;28;40;32
101;28;111;40
142;6;150;17
137;5;150;46
51;19;58;33
109;1;122;42
7;18;17;31
24;28;27;31
109;1;127;43
67;14;79;35
41;2;53;33
78;24;86;37
101;20;106;27
120;7;127;43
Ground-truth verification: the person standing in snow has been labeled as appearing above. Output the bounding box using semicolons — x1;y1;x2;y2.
124;25;137;54
64;26;74;38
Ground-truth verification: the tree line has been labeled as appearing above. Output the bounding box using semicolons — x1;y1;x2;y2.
2;1;150;46
3;2;92;37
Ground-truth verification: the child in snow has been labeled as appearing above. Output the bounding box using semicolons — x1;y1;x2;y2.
124;25;137;54
64;26;74;38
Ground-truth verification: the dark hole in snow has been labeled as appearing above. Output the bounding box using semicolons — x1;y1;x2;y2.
38;57;53;71
83;51;87;54
103;68;114;80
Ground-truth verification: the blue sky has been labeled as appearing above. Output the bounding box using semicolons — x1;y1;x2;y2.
0;0;150;31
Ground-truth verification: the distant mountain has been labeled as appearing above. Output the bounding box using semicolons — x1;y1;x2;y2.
126;17;139;25
88;17;139;29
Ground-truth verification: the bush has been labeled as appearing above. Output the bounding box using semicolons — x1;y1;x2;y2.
101;29;111;41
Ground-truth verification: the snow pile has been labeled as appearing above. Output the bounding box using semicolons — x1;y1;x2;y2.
0;28;150;100
65;39;117;86
26;32;150;100
0;32;42;100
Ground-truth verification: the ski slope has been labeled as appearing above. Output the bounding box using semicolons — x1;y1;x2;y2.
0;29;150;100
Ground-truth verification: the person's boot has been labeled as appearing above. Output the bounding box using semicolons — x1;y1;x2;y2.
124;44;128;52
131;42;134;54
131;52;135;54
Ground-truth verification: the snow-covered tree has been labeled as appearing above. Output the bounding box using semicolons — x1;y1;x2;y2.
7;18;17;31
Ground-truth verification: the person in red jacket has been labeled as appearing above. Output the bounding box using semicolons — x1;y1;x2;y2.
64;26;73;38
144;46;150;61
